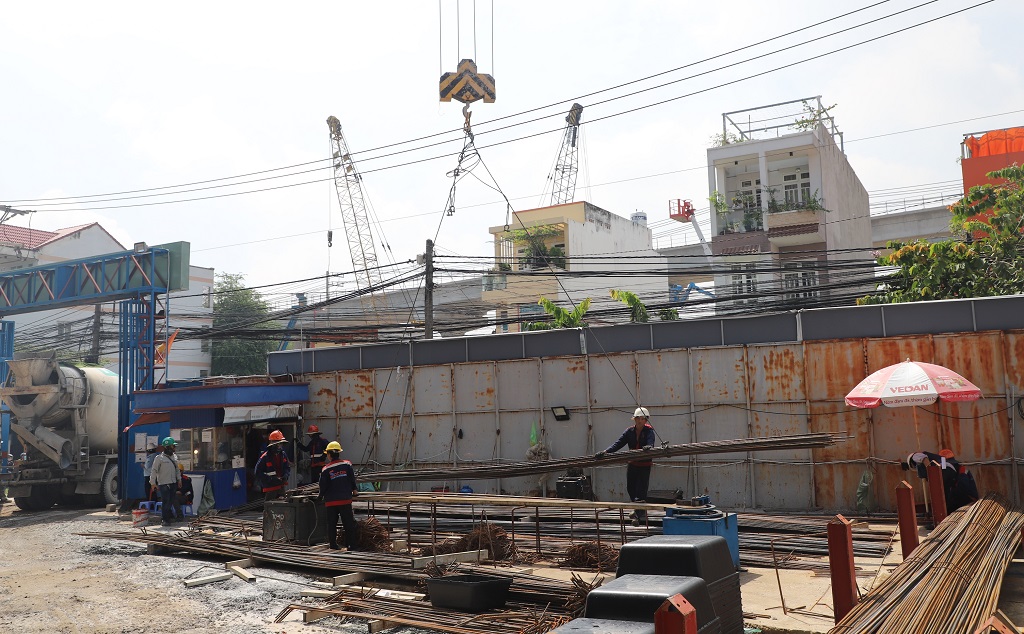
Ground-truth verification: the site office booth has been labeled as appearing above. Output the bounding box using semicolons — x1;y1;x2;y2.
132;381;310;511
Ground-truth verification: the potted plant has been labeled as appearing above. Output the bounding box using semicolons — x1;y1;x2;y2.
743;207;762;231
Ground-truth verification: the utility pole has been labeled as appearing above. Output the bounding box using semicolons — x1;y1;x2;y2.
423;239;434;339
86;305;101;364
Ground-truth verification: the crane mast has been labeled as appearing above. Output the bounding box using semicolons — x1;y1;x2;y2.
326;116;388;320
548;103;584;206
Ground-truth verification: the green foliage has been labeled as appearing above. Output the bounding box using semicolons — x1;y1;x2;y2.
211;273;277;376
525;297;591;330
658;308;680;321
709;191;729;216
860;166;1024;304
506;225;563;242
709;131;741;147
506;225;566;270
793;100;837;132
610;289;649;323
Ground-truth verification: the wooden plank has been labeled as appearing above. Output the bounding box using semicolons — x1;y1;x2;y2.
183;572;233;587
225;558;254;569
303;609;332;623
333;572;375;586
300;589;338;599
368;618;400;633
228;565;256;582
391;539;409;551
361;491;666;510
411;549;489;569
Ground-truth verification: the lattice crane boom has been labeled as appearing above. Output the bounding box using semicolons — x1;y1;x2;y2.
326;116;388;318
548;103;584;206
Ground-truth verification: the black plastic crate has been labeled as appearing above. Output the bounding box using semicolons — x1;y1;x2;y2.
556;475;593;500
426;574;513;612
548;618;656;633
585;574;717;631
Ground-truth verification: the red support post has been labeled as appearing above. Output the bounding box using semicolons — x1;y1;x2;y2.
655;593;697;633
895;480;919;560
827;514;858;624
926;461;948;526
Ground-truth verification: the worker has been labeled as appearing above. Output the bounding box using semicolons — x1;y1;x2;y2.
906;449;979;513
151;437;181;526
143;441;159;500
298;425;329;484
255;430;291;501
174;463;194;520
595;407;657;525
316;441;360;550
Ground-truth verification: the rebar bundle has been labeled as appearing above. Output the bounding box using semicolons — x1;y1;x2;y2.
559;542;619;570
830;494;1024;633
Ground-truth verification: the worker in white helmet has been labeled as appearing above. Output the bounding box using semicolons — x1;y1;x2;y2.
595;407;656;525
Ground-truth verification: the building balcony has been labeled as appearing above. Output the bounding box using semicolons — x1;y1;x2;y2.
765;202;826;246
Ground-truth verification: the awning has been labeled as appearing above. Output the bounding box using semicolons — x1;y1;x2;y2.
122;411;171;431
223;404;301;426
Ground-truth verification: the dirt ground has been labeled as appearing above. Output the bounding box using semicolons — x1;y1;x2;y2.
0;501;433;634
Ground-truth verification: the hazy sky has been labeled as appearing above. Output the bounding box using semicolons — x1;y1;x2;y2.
1;1;1020;306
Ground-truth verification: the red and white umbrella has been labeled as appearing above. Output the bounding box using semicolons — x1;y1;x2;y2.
845;359;981;408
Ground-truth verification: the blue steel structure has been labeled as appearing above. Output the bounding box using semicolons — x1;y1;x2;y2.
0;246;180;502
0;322;13;476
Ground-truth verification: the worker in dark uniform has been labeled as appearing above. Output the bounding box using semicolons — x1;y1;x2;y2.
596;407;656;525
298;424;329;484
317;441;360;550
255;430;291;501
906;449;979;512
174;463;194;519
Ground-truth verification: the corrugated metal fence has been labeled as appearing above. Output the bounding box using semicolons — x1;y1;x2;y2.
294;329;1024;513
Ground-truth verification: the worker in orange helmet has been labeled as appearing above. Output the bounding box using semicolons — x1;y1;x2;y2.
298;424;329;484
255;430;292;501
904;448;979;512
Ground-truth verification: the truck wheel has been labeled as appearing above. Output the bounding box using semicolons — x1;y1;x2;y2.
19;486;57;511
101;463;119;505
14;497;36;511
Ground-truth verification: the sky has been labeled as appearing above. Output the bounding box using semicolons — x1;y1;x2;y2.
1;0;1021;309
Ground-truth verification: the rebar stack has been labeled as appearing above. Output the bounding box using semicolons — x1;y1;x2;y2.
830;494;1024;633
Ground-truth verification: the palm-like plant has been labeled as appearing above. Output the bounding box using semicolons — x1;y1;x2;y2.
525;297;591;330
610;289;649;323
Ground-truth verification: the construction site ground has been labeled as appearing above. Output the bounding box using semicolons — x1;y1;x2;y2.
3;501;1023;634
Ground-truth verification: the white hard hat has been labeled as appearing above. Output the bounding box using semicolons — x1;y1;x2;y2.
633;407;650;418
146;442;157;451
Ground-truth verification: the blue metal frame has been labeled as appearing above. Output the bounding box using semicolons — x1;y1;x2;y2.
0;321;13;476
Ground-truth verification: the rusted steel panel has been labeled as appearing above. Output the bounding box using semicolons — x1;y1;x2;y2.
306;373;340;420
932;333;1005;395
804;340;864;402
647;405;694;444
375;414;413;467
813;463;867;511
694;407;748;458
693;464;749;508
754;464;812;510
335;370;374;417
582;355;635;409
337;417;373;465
374;368;409;417
871;406;941;462
540;354;589;409
690;347;746;404
1005;333;1024;392
412;365;452;415
498;411;540;472
637;350;691;405
808;404;871;462
747;344;804;403
975;465;1013;501
935;398;1010;461
453;363;495;412
748;403;807;460
866;336;936;374
452;412;496;461
410;413;451;462
496;360;540;411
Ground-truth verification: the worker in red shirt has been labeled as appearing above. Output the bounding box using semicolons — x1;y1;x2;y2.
255;430;291;501
298;425;329;484
317;441;360;550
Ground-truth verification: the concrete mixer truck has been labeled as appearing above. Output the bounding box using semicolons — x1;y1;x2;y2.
0;352;121;510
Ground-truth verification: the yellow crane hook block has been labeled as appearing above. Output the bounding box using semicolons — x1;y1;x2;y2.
439;58;495;103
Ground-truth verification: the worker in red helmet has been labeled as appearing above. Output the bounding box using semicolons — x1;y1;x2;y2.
298;424;329;484
255;430;292;501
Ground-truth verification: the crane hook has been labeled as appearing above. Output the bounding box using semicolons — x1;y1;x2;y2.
462;103;472;134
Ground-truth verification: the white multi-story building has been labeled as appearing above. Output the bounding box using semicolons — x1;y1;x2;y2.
482;201;668;332
704;97;872;311
0;222;213;380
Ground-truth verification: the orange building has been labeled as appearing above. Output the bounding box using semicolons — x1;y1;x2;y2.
960;126;1024;191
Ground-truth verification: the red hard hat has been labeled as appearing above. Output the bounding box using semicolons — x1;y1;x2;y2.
939;448;955;459
307;425;320;434
268;430;286;443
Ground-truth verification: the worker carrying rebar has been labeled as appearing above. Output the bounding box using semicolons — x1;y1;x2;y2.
596;407;656;525
904;449;979;512
255;430;292;501
316;441;360;551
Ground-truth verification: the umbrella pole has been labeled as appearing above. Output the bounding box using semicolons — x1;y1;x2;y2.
913;406;929;512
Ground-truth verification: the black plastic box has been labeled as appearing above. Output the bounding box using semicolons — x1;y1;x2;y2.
426;574;513;612
556;475;593;500
548;618;655;633
616;536;742;634
263;498;327;545
585;574;719;632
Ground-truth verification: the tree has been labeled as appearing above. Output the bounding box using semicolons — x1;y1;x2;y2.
610;289;649;323
524;297;591;330
211;273;277;375
859;166;1024;304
